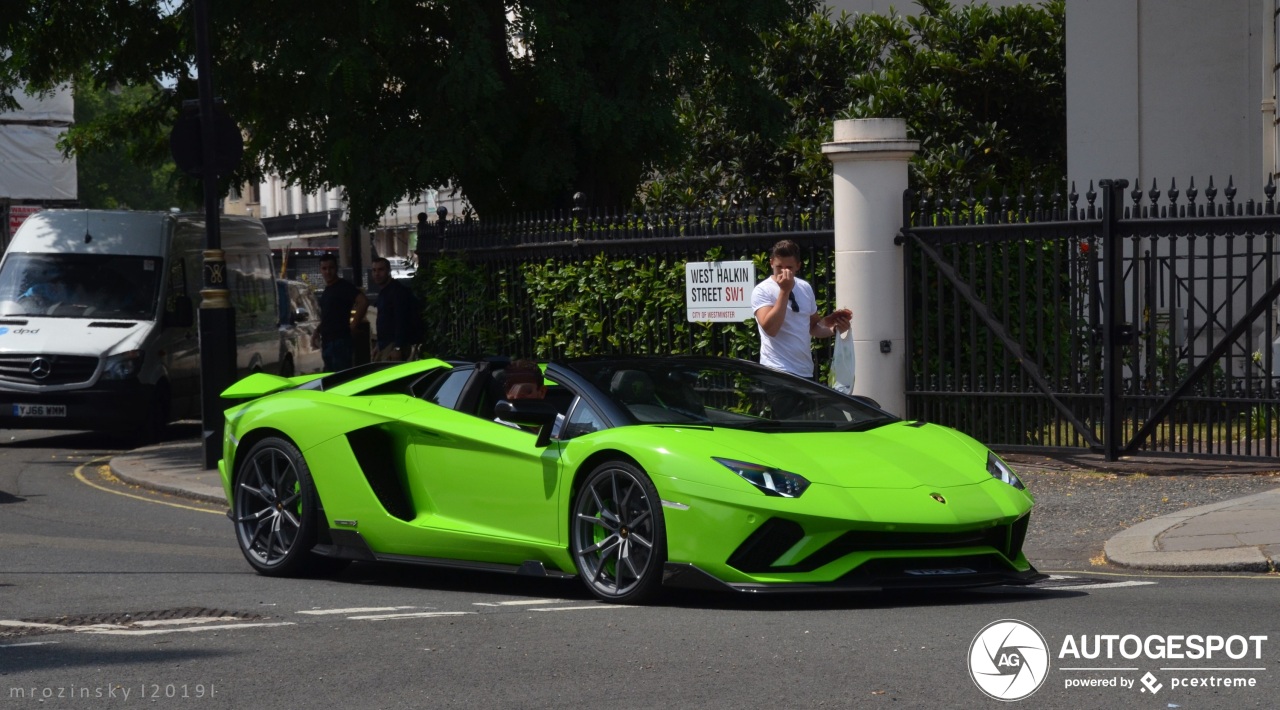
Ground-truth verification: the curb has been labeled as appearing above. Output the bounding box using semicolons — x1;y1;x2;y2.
1104;491;1279;572
108;443;227;506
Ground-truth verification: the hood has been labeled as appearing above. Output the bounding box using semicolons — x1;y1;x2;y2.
0;317;150;356
674;421;993;490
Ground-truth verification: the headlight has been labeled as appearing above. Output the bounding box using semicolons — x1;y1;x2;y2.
102;350;143;380
987;452;1025;490
714;457;810;498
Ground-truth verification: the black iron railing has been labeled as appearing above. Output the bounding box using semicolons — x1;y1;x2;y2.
902;177;1280;460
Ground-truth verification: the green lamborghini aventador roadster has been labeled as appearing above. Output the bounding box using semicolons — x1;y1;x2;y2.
218;356;1042;603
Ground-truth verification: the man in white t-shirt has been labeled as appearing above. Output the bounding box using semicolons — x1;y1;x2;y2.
751;239;851;378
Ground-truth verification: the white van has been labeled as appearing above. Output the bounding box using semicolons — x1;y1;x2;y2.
0;210;281;439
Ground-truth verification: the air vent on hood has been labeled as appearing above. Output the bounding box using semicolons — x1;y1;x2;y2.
88;321;137;328
0;319;28;326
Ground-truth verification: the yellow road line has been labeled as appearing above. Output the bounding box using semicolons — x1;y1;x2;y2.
73;457;223;515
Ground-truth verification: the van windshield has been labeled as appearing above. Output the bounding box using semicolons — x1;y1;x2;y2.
0;253;163;320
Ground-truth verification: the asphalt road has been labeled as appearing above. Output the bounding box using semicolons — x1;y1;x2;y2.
2;428;1277;708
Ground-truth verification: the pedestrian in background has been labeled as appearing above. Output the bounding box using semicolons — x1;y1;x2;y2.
751;239;851;379
370;257;422;362
312;254;369;371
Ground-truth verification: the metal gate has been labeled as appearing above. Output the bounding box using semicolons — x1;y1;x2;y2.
901;178;1280;461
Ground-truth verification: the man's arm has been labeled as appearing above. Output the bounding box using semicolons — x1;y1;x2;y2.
809;308;851;338
809;313;834;338
350;291;370;335
756;298;789;338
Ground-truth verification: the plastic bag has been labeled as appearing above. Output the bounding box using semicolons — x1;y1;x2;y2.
828;328;855;394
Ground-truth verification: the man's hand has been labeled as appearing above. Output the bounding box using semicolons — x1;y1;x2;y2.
822;308;852;333
773;266;796;294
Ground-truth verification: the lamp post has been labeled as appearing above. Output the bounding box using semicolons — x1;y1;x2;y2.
192;0;237;469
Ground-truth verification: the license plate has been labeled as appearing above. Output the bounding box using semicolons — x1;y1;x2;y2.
904;567;977;576
13;403;67;417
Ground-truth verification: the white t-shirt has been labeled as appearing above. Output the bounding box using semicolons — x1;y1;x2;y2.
752;276;816;377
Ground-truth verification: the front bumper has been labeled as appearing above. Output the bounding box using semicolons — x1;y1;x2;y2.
657;474;1038;588
664;556;1045;593
0;381;157;431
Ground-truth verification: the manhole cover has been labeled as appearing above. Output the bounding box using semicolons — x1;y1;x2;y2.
0;607;267;639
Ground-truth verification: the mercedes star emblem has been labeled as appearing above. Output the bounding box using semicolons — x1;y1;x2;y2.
29;357;52;380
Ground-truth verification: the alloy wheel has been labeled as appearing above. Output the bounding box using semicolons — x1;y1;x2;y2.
234;443;304;570
571;462;664;602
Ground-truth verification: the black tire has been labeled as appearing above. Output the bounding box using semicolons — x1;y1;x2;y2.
570;460;666;604
280;355;295;378
232;436;324;576
128;386;170;447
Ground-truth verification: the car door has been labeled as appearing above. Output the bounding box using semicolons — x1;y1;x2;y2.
399;398;563;549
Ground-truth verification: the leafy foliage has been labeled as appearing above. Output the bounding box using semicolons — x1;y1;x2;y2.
71;82;198;211
2;0;812;224
645;0;1066;207
413;240;842;377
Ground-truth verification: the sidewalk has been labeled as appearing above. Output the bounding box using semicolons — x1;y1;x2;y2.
109;440;226;505
108;440;1280;574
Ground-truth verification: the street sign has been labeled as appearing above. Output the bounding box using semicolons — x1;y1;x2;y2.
685;260;756;322
169;104;244;178
8;205;41;235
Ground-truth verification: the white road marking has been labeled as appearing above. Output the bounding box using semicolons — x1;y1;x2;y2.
0;620;68;630
131;617;244;627
76;622;296;636
348;611;475;621
1039;574;1156;590
1058;580;1156;590
472;599;566;607
0;641;60;648
297;606;420;615
531;605;634;612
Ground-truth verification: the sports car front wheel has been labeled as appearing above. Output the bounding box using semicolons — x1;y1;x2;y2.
571;461;667;604
233;436;325;577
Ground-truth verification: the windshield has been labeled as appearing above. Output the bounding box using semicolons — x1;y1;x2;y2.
568;357;896;432
0;253;163;320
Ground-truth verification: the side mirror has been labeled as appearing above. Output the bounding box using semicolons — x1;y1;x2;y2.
292;308;310;324
164;295;194;328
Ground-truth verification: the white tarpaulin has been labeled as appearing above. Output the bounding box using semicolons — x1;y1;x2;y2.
0;125;77;200
0;86;74;123
1;85;76;200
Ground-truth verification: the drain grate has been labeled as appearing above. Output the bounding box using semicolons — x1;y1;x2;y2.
0;607;267;639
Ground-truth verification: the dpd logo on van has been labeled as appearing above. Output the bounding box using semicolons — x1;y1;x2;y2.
968;619;1050;701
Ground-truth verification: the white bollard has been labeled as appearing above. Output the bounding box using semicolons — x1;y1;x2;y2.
821;119;918;416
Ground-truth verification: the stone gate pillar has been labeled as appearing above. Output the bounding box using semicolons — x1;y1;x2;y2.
822;118;918;416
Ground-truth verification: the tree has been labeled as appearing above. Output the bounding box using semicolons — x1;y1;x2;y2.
72;82;198;211
643;0;1066;207
1;0;813;225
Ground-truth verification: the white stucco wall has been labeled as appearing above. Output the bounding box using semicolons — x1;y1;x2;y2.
1068;0;1266;202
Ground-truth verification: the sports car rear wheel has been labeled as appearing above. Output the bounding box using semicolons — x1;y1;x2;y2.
233;436;323;577
571;461;666;604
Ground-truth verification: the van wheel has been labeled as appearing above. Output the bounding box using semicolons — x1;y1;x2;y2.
131;385;170;446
